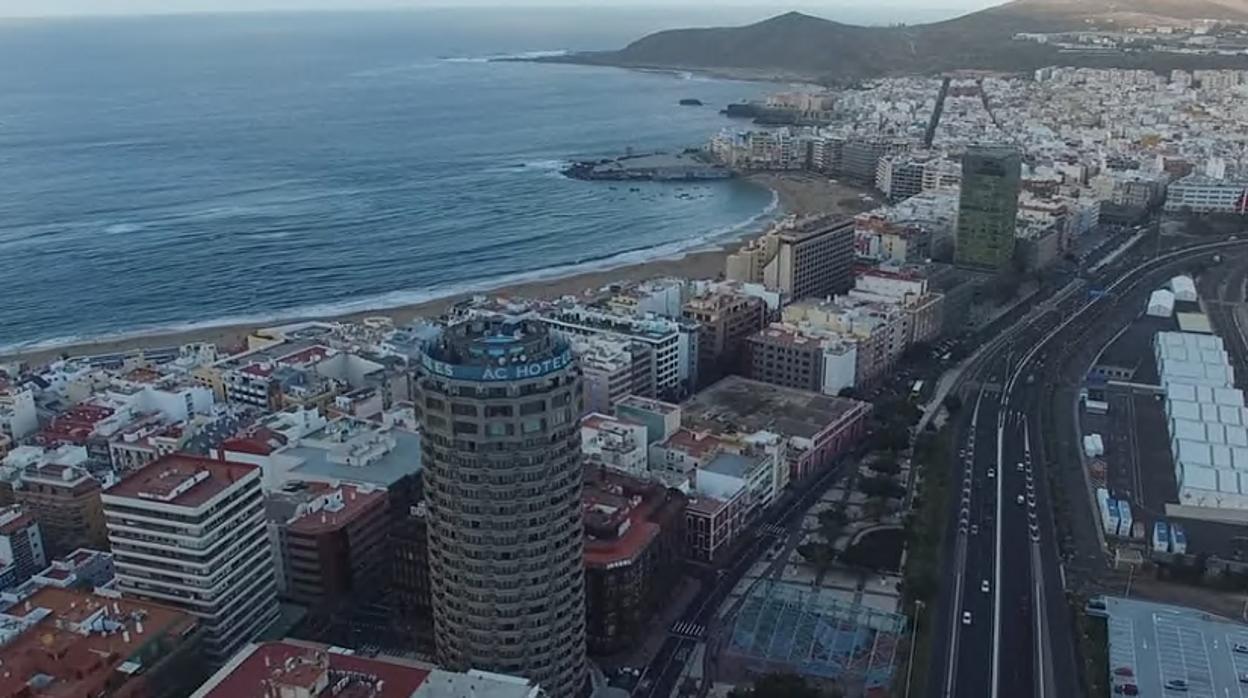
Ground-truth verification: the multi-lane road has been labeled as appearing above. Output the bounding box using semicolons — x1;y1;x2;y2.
929;236;1248;698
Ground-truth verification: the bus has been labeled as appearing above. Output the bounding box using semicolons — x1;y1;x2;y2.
910;380;924;400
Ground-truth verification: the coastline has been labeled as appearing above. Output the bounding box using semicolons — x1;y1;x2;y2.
2;172;871;366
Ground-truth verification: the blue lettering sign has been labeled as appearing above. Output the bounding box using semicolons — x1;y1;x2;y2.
420;349;573;382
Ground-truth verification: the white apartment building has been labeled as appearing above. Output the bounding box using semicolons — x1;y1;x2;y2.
0;386;38;440
569;334;655;414
541;307;697;398
102;454;279;663
581;413;649;478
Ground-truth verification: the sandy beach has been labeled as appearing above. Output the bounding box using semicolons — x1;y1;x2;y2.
3;172;874;366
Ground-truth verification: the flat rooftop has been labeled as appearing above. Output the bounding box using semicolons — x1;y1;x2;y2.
1104;595;1248;698
284;424;422;488
106;454;257;507
682;376;869;440
281;483;387;535
193;640;431;698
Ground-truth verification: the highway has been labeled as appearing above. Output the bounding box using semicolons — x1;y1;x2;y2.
929;235;1248;698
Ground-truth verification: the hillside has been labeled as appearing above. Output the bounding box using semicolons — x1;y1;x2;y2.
547;0;1248;83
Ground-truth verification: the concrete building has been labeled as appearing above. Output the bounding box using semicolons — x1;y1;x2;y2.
0;586;202;698
102;454;279;663
568;334;655;415
541;306;697;400
28;547;114;591
193;641;430;698
414;316;587;697
682;376;871;483
0;505;45;589
841;138;912;185
727;216;855;303
1164;174;1248;214
392;502;434;656
581;413;650;478
682;287;768;386
267;481;389;608
955;146;1022;271
783;297;912;388
748;325;858;396
13;462;107;556
582;468;686;655
0;385;38;440
615;395;682;447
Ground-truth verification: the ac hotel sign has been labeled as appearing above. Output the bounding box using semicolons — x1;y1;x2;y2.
420;348;574;382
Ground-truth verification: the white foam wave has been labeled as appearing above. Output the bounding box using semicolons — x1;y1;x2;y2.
1;188;780;358
102;223;143;235
440;50;568;63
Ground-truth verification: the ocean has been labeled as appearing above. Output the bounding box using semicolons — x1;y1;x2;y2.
0;9;778;354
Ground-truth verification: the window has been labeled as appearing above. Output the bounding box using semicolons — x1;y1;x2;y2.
451;403;478;417
519;400;546;416
485;404;513;417
425;397;444;410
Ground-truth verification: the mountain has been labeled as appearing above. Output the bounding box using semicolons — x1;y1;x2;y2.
548;0;1248;83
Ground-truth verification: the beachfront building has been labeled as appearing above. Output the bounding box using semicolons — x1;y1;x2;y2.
726;215;856;303
414;315;588;697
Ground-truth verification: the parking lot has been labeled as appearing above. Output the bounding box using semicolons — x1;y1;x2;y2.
1105;596;1248;697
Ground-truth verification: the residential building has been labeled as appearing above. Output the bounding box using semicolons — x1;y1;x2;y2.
267;482;389;608
13;461;108;556
747;324;858;396
784;296;913;388
581;413;650;478
0;385;38;440
955;146;1022;271
682;287;768;386
614;395;682;446
569;334;655;414
0;505;45;588
414;316;587;697
102;454;279;663
0;586;202;698
685;477;748;563
841;138;912;185
541;306;697;400
582;469;686;655
29;547;114;590
191;640;437;698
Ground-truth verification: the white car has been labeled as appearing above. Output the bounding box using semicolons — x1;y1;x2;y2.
962;611;973;625
1017;494;1025;505
981;579;990;593
1017;462;1025;472
987;468;995;479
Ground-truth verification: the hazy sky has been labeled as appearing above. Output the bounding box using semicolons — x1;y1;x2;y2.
0;0;1009;20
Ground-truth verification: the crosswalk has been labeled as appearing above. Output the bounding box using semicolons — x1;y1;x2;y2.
669;621;705;639
759;523;788;538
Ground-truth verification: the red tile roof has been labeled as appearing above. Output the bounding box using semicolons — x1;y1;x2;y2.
197;641;431;698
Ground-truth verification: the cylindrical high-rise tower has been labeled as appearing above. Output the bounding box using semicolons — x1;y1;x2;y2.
415;315;587;697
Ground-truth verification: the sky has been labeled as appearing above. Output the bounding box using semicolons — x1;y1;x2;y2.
0;0;1009;20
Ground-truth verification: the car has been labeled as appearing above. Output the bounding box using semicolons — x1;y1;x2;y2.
1235;643;1248;654
971;524;979;535
1113;667;1134;677
1017;494;1025;505
981;579;990;593
1017;462;1025;472
962;611;972;625
1165;678;1188;691
1239;673;1248;684
1121;685;1138;696
988;468;995;479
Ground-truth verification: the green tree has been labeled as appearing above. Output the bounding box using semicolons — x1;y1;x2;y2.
860;477;906;499
872;454;902;476
797;542;837;573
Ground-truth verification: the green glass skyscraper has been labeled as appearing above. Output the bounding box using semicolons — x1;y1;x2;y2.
955;146;1022;271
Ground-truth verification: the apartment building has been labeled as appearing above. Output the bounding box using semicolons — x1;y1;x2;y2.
0;586;202;698
0;505;46;588
13;462;108;556
1164;174;1248;214
102;454;279;663
727;216;855;303
747;324;858;396
569;334;655;414
268;482;389;608
682;288;768;386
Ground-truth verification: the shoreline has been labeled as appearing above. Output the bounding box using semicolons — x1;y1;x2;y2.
1;172;872;366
